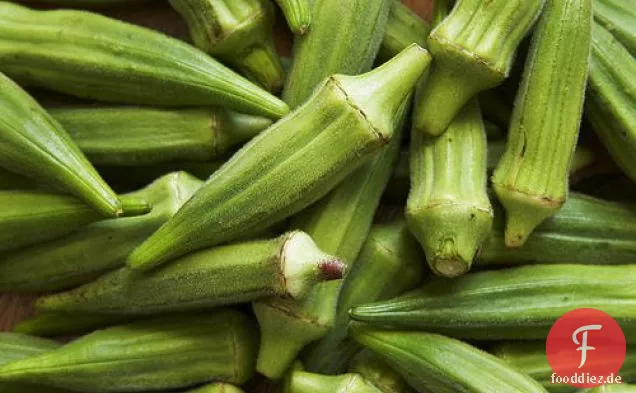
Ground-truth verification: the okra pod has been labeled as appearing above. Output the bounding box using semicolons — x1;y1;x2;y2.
170;0;285;92
302;217;425;374
492;342;636;393
413;0;546;136
0;172;202;292
0;2;288;119
282;0;391;108
127;45;431;271
586;385;636;393
0;191;148;253
37;231;345;315
377;0;430;61
50;107;272;166
350;325;549;393
16;0;150;7
478;193;636;266
275;0;312;35
0;311;258;392
492;0;592;247
13;313;134;338
286;370;384;393
593;0;636;56
0;167;34;190
586;22;636;182
177;384;246;393
407;99;493;277
0;73;122;217
350;265;636;341
348;350;415;393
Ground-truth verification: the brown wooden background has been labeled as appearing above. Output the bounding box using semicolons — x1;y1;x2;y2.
0;0;433;332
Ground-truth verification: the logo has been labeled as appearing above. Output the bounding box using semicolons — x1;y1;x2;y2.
546;308;626;388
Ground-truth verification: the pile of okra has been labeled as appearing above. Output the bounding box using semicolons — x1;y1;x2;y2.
0;0;633;392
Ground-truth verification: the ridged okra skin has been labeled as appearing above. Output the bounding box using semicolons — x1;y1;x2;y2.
349;350;415;393
0;172;202;292
253;95;410;380
350;264;636;342
413;0;546;136
16;0;150;7
378;0;430;61
478;193;636;266
351;325;549;393
407;99;493;277
276;0;312;35
492;342;636;393
170;0;285;93
13;312;134;338
593;0;636;56
37;231;345;315
127;45;431;271
492;0;592;247
302;217;425;375
50;107;272;167
286;371;384;393
177;384;246;393
282;0;391;108
0;311;258;392
0;2;288;119
0;73;122;217
0;191;148;253
586;22;636;182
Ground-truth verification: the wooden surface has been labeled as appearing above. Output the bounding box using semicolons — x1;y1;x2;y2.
0;0;433;332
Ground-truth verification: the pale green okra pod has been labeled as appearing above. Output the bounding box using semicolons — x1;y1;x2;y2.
127;45;431;271
377;0;430;61
285;370;385;393
593;0;636;56
349;350;415;393
276;0;312;35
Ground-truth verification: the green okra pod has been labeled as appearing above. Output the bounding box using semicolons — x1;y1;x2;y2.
593;0;636;56
283;0;391;108
0;2;288;119
127;45;431;271
413;0;546;136
0;167;34;190
15;0;150;7
492;0;592;247
0;191;148;253
586;385;636;393
176;384;246;393
253;94;409;380
285;370;384;393
302;217;425;374
0;73;122;217
478;193;636;266
37;231;345;315
348;350;415;393
0;310;258;392
350;324;549;393
50;107;272;167
492;342;636;393
586;22;636;182
13;313;135;338
276;0;312;35
350;264;636;341
378;0;430;61
0;172;202;292
407;99;493;277
170;0;285;93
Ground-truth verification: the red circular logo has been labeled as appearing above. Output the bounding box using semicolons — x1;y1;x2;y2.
546;308;626;388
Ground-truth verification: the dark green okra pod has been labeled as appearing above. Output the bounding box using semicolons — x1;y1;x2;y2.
170;0;285;93
0;191;148;253
413;0;546;136
350;264;636;341
127;45;431;271
175;384;246;393
0;2;288;119
377;0;430;61
492;342;636;393
302;217;425;374
0;73;122;217
350;325;549;393
282;0;391;108
285;370;385;393
37;231;345;315
586;22;636;182
50;107;272;167
0;311;258;392
492;0;592;247
407;99;493;277
15;0;150;7
13;313;134;338
0;172;202;292
349;350;415;393
478;193;636;266
593;0;636;56
276;0;312;35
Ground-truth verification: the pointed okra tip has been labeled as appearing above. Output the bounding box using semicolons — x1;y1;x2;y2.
492;183;563;248
280;231;346;300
